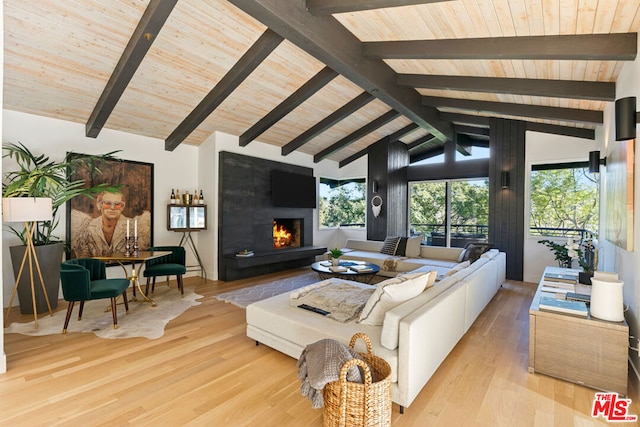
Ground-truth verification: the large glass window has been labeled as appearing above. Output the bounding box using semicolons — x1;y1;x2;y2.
529;163;599;240
410;179;489;247
318;178;365;229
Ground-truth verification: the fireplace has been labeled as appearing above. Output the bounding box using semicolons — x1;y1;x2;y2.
273;218;302;249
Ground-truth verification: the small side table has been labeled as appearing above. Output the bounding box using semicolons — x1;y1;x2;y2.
529;266;628;395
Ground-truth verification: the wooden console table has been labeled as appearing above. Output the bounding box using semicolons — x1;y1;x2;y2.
529;267;628;395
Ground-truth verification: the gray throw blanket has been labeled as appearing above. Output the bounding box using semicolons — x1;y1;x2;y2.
297;339;364;408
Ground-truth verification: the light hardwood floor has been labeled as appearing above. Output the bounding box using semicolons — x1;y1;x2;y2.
2;268;639;426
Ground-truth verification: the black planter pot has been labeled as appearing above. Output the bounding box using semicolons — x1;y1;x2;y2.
578;271;593;285
9;242;64;314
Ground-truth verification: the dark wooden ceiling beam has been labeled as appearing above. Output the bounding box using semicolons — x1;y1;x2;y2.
314;110;400;162
228;0;453;142
306;0;451;15
338;146;369;168
410;145;444;163
338;122;420;167
406;133;436;151
526;122;595;140
164;29;283;151
441;111;595;140
85;0;178;138
282;92;374;155
439;112;491;127
454;124;490;137
364;33;637;60
398;74;615;101
422;96;603;125
239;66;338;147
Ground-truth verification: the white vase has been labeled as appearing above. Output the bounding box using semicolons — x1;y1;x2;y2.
590;276;624;322
331;258;340;266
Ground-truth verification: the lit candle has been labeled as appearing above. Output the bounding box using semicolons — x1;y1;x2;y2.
126;219;130;238
134;219;138;238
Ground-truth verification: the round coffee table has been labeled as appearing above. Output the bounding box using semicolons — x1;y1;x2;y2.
311;260;380;284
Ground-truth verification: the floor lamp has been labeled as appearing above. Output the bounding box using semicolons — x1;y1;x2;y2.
3;197;54;328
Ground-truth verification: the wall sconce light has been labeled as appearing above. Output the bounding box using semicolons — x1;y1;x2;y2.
589;150;601;173
372;180;378;193
615;96;640;141
500;171;509;189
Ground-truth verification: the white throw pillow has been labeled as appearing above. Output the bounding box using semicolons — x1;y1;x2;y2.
405;236;422;258
358;273;428;325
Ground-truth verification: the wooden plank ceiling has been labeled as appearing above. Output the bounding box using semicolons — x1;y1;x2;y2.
4;0;640;165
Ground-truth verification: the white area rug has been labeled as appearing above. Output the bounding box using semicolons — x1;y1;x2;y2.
4;285;202;339
214;271;320;308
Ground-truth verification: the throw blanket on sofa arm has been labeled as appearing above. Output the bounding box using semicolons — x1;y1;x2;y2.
296;338;364;408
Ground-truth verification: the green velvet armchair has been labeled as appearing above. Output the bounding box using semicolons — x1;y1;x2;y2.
60;258;130;333
143;246;187;297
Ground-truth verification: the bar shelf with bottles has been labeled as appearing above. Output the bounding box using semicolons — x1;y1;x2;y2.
168;189;206;231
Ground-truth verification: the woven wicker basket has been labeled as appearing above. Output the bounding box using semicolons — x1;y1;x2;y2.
322;333;392;427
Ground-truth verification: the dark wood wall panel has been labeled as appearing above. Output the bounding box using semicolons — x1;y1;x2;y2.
488;118;526;280
367;137;409;240
218;151;317;279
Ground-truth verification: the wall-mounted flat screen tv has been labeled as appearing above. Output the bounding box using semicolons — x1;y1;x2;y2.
271;170;316;208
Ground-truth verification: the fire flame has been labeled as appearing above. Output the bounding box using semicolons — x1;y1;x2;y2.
273;221;292;248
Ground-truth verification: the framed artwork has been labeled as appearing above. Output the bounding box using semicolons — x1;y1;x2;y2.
604;139;635;251
66;154;154;260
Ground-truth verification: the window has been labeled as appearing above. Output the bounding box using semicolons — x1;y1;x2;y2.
318;177;365;228
410;178;489;247
529;163;599;240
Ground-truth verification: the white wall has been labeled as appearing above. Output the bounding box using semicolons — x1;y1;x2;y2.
522;131;602;283
204;131;367;280
2;111;199;307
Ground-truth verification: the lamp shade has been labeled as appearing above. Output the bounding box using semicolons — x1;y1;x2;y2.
500;171;509;189
615;96;636;141
588;151;600;173
2;197;53;222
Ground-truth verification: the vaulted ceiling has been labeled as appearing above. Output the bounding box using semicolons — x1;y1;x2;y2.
4;1;640;166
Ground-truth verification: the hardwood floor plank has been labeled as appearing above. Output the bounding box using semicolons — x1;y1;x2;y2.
2;273;639;426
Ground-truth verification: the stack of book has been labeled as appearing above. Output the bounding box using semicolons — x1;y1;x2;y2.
330;265;347;272
349;264;373;273
539;296;588;317
541;272;577;294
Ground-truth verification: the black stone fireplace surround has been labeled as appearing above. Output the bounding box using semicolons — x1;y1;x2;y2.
218;152;326;281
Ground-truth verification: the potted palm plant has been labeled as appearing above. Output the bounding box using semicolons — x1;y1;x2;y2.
3;142;120;314
329;248;343;266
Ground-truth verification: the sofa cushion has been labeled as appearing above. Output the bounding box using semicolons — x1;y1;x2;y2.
395;237;408;256
359;273;430;326
344;239;384;252
405;236;422;257
419;245;464;261
380;236;400;255
398;270;437;289
462;242;494;263
445;260;470;277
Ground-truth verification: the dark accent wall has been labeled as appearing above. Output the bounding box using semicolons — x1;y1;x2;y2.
367;137;409;240
488;118;526;280
218;151;315;256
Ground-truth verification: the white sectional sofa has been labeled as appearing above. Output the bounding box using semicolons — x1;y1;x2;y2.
246;247;506;412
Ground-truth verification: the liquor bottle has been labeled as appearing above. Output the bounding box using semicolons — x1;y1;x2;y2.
170;188;176;204
175;189;181;205
185;190;190;205
193;190;199;204
199;189;204;204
